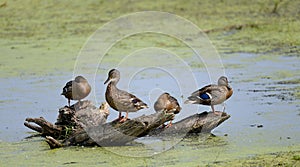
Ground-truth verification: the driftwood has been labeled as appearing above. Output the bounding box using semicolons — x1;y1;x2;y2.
24;100;230;149
149;111;229;136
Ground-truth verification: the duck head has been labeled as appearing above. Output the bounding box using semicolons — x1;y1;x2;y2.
217;76;228;86
104;69;120;84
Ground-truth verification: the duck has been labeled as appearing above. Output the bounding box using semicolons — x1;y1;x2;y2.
61;76;91;107
104;69;148;122
154;92;181;127
184;76;233;115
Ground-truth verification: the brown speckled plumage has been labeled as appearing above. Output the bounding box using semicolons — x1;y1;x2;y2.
104;69;148;122
154;92;181;127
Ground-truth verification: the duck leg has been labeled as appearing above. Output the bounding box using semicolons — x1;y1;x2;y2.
75;100;83;110
120;111;128;123
68;99;71;107
118;112;122;120
222;103;226;113
165;121;173;128
211;105;215;113
113;112;123;122
211;105;222;116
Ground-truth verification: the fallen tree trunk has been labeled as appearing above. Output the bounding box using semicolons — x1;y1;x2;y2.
24;117;62;138
149;111;230;136
65;111;175;147
24;100;230;149
24;100;110;140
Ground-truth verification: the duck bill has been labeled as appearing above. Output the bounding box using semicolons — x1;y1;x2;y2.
104;77;110;84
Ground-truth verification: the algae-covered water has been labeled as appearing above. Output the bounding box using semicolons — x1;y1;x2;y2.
1;0;300;166
1;52;299;166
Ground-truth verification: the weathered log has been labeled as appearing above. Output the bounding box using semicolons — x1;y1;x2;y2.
148;111;230;137
55;101;109;128
25;100;109;140
45;136;63;149
24;122;42;133
24;117;62;138
55;111;229;148
67;111;175;147
24;100;230;149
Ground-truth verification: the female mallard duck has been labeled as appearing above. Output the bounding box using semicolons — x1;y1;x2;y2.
184;76;233;115
61;76;91;107
104;69;148;122
154;92;181;127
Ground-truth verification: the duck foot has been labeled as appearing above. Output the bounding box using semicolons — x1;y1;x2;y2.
213;111;223;116
165;123;172;128
112;116;130;123
119;117;128;123
158;124;167;129
112;116;123;123
158;123;172;129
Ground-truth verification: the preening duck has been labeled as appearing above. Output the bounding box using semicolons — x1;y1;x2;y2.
61;76;91;107
154;92;181;127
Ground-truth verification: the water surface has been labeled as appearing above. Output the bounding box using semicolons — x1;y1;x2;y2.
0;52;299;166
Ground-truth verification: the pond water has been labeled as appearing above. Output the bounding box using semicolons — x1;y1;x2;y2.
0;52;299;166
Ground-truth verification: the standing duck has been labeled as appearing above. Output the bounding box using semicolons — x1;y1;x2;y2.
154;92;181;127
61;76;91;107
104;69;148;122
184;76;233;115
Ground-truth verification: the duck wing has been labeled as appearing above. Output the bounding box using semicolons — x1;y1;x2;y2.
116;90;148;111
191;84;211;96
186;84;223;105
190;85;210;99
166;96;181;114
